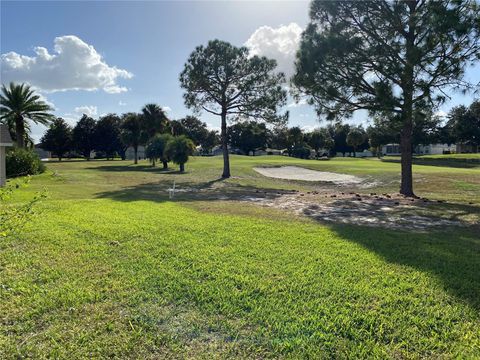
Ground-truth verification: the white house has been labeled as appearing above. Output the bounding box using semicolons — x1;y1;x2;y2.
382;143;457;156
125;145;145;160
1;125;14;187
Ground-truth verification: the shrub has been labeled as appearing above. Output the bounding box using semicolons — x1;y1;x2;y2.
6;148;45;178
289;143;312;159
146;133;173;168
165;135;195;172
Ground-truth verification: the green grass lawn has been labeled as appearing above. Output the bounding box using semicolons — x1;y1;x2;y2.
1;155;479;358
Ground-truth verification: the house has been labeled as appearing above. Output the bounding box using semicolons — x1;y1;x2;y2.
34;144;51;160
381;143;457;156
456;142;478;153
265;148;286;156
211;145;243;156
416;143;456;155
356;149;374;157
382;144;401;155
125;145;145;160
1;124;14;187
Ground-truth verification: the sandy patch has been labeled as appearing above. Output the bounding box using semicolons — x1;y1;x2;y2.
254;166;362;185
253;193;463;230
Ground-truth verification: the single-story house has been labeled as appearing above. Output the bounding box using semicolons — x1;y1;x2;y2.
456;142;478;153
125;145;145;160
416;143;457;155
382;143;458;156
34;144;51;160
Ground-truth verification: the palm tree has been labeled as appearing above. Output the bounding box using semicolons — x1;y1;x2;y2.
0;82;54;148
120;113;145;164
141;104;169;140
165;135;195;172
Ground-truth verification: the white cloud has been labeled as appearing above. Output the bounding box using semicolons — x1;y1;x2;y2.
118;101;127;106
434;110;447;118
1;35;133;93
61;113;80;126
206;123;221;132
301;125;316;133
245;22;303;77
37;93;56;110
162;106;172;113
288;98;308;108
74;105;97;117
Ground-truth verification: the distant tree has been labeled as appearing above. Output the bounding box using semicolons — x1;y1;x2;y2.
327;124;352;157
290;143;312;159
72;114;96;160
346;127;366;157
0;82;54;148
307;128;334;156
287;126;304;147
293;0;480;196
269;126;289;150
94;114;122;160
200;130;220;154
145;133;173;168
168;119;186;136
180;39;287;178
411;111;443;147
447;100;480;147
142;104;169;140
40;118;72;161
120;113;145;164
367;124;394;157
179;116;210;145
165;135;195;172
229;121;268;155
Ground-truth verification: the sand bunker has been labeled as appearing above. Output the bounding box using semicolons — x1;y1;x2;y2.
254;166;362;185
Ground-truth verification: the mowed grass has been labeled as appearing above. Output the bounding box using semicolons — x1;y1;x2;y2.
1;155;480;358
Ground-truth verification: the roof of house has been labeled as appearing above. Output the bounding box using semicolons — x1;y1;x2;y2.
0;124;13;146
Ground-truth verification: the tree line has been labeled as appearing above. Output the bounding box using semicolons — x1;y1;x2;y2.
38;105;218;171
227;99;479;159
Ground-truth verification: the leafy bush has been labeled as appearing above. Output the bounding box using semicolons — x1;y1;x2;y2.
289;143;312;159
165;135;195;172
146;133;173;168
6;148;45;178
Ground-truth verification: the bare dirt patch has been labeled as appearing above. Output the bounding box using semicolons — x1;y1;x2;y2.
241;191;476;231
254;166;363;185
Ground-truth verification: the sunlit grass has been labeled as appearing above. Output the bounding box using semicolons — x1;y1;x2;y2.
1;155;479;358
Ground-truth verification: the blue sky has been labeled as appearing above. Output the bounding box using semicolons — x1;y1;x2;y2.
1;1;479;142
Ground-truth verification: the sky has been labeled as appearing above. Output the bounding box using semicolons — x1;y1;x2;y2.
1;0;479;143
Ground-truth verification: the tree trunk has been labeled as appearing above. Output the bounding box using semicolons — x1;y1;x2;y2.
162;161;168;169
152;158;156;167
400;125;414;196
134;145;138;164
15;115;25;148
221;110;230;178
180;163;185;172
399;0;417;197
353;147;356;157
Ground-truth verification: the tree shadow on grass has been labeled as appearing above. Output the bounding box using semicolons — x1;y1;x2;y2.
329;223;480;311
94;178;289;203
381;157;480;169
86;164;183;173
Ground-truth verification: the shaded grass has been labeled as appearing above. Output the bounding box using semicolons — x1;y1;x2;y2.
2;200;480;358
